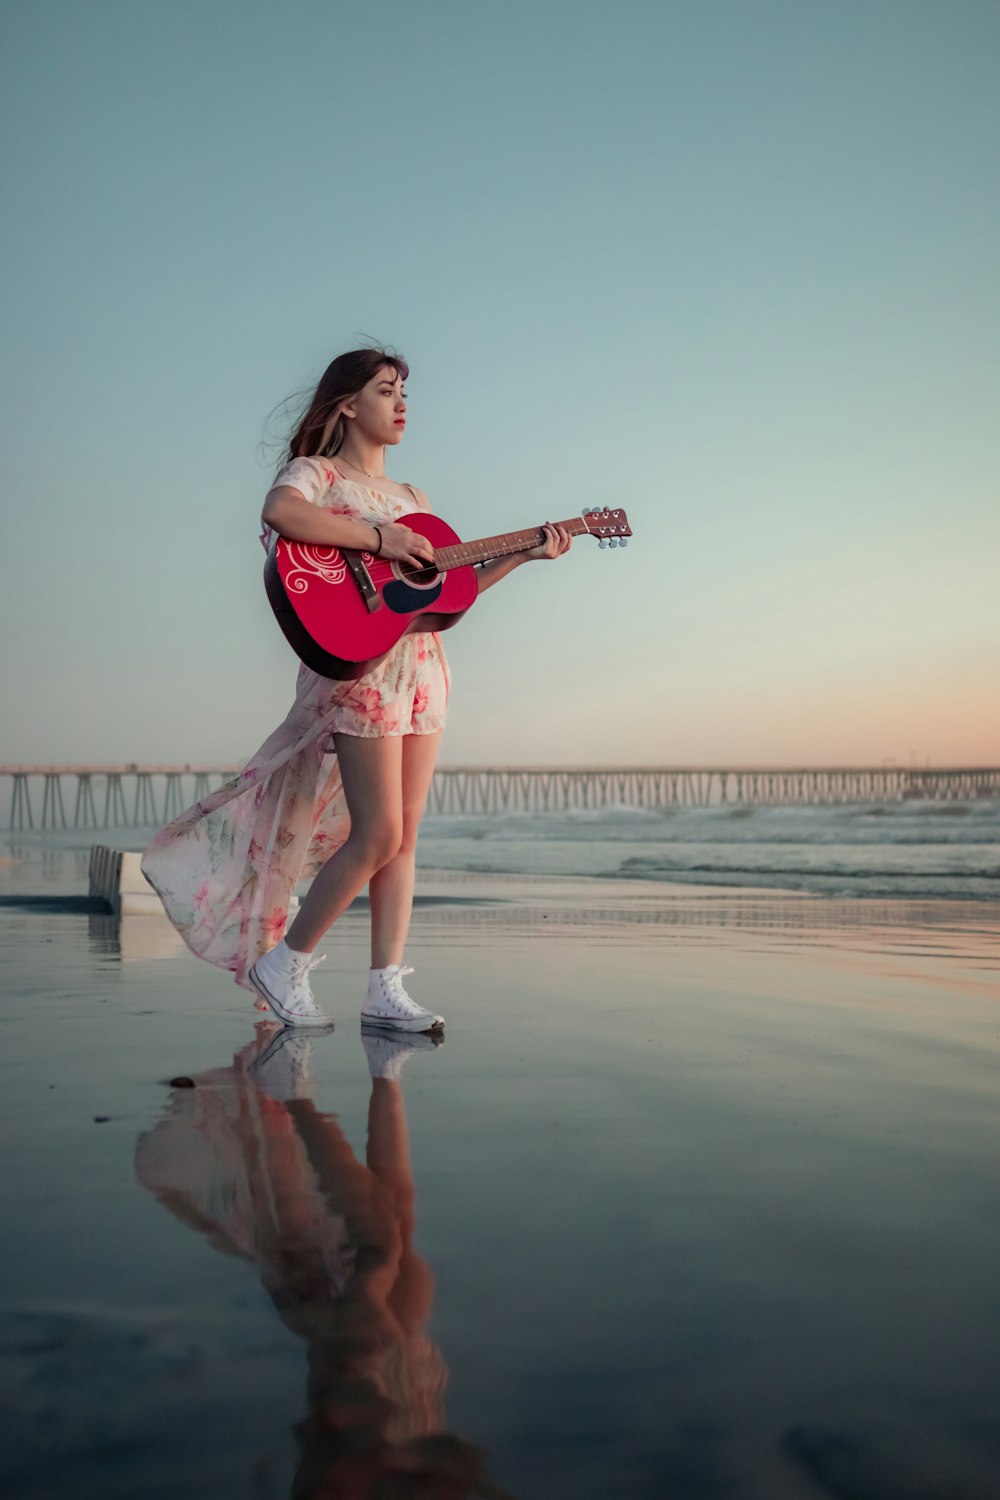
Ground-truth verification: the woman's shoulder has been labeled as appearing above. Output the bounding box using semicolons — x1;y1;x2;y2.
264;455;342;512
270;453;339;485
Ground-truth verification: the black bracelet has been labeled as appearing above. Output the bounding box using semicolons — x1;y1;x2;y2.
371;525;383;555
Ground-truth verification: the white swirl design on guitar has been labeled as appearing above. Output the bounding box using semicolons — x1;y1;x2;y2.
284;542;349;593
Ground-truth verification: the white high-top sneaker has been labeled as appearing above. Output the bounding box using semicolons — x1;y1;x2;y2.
248;939;335;1028
361;964;444;1033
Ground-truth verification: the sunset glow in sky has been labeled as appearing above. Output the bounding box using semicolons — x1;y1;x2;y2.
1;0;997;767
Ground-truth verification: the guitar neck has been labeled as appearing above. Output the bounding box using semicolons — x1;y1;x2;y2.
433;516;589;570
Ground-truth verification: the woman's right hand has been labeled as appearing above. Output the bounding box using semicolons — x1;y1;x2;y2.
374;521;437;569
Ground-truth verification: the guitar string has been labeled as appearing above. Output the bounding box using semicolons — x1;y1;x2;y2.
326;476;606;569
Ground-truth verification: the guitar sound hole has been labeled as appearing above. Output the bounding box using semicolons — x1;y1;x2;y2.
398;561;439;587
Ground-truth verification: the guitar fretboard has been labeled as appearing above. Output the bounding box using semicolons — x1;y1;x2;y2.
432;516;589;570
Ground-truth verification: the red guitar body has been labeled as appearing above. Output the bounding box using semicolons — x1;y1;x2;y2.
264;510;478;680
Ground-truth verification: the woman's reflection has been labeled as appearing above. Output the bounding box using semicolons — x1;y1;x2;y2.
135;1024;511;1499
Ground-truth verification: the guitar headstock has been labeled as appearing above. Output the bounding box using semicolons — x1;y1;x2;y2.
581;506;632;549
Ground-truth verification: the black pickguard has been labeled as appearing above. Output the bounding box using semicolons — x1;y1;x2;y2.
383;576;443;614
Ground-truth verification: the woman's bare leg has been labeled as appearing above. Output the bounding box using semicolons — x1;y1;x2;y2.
368;731;443;968
284;733;404;953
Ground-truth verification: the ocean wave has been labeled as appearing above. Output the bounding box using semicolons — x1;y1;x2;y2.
422;808;999;846
616;855;1000;882
594;865;1000;901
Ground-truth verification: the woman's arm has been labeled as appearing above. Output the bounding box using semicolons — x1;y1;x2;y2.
475;554;527;594
475;521;573;593
262;489;435;566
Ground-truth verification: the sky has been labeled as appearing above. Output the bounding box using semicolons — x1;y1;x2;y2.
1;0;997;769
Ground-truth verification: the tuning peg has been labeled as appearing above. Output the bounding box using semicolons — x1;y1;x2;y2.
609;537;619;548
599;537;608;549
619;537;629;547
581;506;592;515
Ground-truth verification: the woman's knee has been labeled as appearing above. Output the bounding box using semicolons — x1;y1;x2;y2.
396;818;420;857
351;815;404;871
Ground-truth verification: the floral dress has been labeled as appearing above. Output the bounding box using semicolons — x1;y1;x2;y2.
140;456;451;994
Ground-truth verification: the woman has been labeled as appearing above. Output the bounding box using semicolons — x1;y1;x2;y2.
140;344;572;1032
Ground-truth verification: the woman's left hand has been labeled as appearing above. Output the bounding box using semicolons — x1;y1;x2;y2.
522;521;573;561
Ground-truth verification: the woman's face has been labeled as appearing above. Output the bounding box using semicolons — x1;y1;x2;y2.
344;364;408;446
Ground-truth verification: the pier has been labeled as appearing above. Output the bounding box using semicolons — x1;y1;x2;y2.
2;763;998;831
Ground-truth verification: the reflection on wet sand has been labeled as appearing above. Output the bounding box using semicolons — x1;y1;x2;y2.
87;910;186;961
135;1026;512;1499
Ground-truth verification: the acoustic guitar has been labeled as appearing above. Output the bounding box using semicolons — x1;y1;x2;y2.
264;505;633;679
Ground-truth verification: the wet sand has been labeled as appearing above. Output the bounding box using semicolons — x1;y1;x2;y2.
1;853;999;1498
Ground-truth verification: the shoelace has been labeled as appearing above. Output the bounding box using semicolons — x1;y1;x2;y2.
290;951;326;974
287;951;327;1014
379;965;422;1014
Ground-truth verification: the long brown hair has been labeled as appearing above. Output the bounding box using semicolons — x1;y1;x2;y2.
267;343;409;482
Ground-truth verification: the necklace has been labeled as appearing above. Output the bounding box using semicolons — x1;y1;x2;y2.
331;452;385;480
